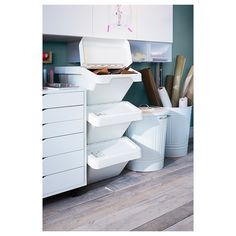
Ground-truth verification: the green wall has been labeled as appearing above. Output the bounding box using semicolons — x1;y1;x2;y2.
43;5;193;108
125;5;193;106
43;42;72;71
163;5;193;81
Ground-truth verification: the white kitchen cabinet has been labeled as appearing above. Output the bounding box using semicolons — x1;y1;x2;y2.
43;5;93;37
136;5;173;42
42;88;87;198
92;5;137;40
43;5;173;42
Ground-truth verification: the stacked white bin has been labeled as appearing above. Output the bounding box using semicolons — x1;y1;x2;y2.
55;37;142;184
165;106;192;157
126;107;169;172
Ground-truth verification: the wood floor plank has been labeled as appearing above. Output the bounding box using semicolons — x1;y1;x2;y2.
132;201;193;231
43;179;113;218
43;151;193;231
107;156;193;192
164;215;193;231
43;153;193;218
44;166;193;231
73;183;193;231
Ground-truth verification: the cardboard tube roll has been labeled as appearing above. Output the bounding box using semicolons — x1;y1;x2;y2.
181;65;194;98
171;55;186;107
140;68;161;106
158;87;172;107
187;77;193;106
165;75;174;100
179;97;188;107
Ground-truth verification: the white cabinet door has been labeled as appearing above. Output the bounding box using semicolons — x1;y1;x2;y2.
136;5;173;42
92;5;137;40
43;5;93;37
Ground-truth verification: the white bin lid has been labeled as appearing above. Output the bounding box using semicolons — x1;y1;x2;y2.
88;101;142;127
79;37;132;69
140;106;169;117
87;137;141;169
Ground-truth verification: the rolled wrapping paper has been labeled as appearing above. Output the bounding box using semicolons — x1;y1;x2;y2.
165;75;174;100
187;77;194;105
181;65;194;98
171;55;186;107
158;87;172;107
155;63;160;87
140;68;161;106
179;97;188;107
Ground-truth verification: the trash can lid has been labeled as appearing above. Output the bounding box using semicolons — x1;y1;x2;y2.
140;106;169;116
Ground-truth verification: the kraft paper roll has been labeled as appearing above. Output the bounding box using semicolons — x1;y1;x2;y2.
171;55;186;107
155;63;160;87
181;65;194;98
187;77;193;106
165;75;174;100
158;87;172;107
140;68;161;106
179;97;188;107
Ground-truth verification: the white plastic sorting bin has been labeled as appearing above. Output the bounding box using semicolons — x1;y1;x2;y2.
55;37;143;185
165;106;192;157
87;137;141;184
87;101;142;144
55;37;141;105
126;107;169;172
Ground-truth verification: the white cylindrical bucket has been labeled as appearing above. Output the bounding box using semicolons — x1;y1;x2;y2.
165;106;192;157
126;107;169;172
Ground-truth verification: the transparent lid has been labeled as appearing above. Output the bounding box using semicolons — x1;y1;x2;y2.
79;37;132;69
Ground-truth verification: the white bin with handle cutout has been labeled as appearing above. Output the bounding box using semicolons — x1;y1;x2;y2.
87;101;142;144
165;106;192;157
87;137;141;184
55;37;141;105
126;106;169;172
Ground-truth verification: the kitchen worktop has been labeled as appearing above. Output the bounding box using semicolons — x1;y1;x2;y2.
42;86;83;95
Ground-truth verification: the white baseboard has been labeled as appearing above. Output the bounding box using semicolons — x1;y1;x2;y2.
189;126;193;139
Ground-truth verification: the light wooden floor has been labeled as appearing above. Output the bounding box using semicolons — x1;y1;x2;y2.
43;144;193;231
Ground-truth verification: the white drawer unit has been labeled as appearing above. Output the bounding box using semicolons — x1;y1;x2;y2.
43;133;84;157
43;106;83;124
42;88;87;198
43;120;83;139
43;167;85;198
43;91;84;109
43;150;84;176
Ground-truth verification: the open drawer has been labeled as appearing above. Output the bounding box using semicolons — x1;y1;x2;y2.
87;101;142;144
87;137;141;170
55;37;141;105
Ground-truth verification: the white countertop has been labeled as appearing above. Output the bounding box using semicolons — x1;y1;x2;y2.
42;86;84;95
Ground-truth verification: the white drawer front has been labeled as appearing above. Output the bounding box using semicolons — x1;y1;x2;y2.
43;106;83;124
43;133;84;157
43;167;85;198
43;92;84;109
43;150;84;176
43;120;83;139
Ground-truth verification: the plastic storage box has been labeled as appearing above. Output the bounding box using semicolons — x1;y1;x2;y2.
126;107;169;172
87;101;142;144
165;106;192;157
55;37;141;105
129;40;172;62
87;137;141;184
55;37;143;184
